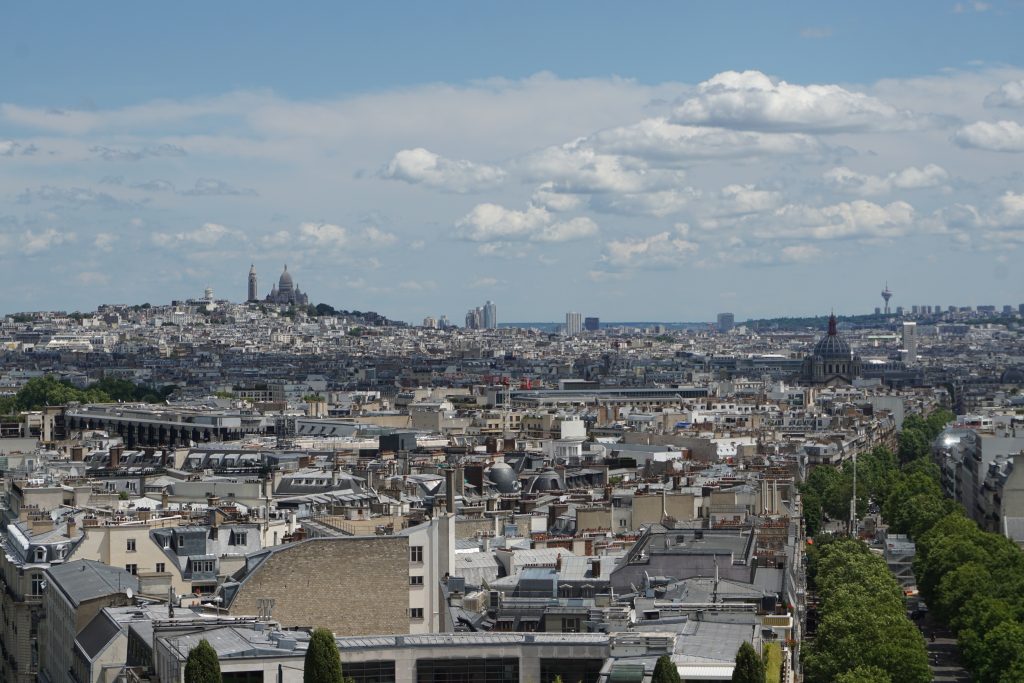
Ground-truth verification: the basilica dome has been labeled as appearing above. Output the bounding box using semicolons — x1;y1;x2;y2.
278;266;294;293
812;314;852;359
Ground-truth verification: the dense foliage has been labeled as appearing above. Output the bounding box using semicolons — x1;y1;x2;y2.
803;537;930;682
184;640;222;683
304;628;348;683
0;374;175;416
731;641;765;683
651;654;681;683
803;407;1024;681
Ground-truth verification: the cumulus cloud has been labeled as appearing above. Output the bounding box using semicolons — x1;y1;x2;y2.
590;118;822;161
590;189;698;217
297;221;348;249
716;184;783;214
601;225;698;269
94;233;115;252
381;147;505;193
518;140;687;194
747;200;917;240
472;276;499;288
455;203;598;243
152;222;241;247
953;120;1024;152
672;70;917;132
22;228;75;254
984;80;1024;108
531;183;584;212
360;226;399;247
823;164;949;196
0;141;38;156
90;143;187;161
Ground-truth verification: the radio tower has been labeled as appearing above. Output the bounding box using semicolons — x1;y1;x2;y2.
881;282;893;315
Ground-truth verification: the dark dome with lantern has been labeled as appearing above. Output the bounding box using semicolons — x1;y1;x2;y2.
812;314;853;360
801;313;862;385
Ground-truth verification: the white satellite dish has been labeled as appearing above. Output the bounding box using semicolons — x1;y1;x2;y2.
125;587;134;600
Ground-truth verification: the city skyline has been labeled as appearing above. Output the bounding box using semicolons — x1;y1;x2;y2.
2;2;1024;321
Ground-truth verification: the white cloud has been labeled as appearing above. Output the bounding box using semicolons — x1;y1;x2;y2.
748;200;916;240
953;120;1024;152
471;276;499;288
360;226;398;247
22;228;75;254
456;203;599;244
297;222;348;249
601;225;698;269
152;222;241;247
456;203;549;242
531;183;584;212
518;140;687;194
823;164;949;196
985;80;1024;108
672;70;917;132
533;217;598;242
381;148;505;193
590;118;821;161
953;1;990;12
94;233;115;252
717;184;783;214
590;189;697;217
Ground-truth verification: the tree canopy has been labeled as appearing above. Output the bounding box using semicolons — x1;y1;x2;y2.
651;654;681;683
184;640;222;683
0;374;175;416
304;628;346;683
730;641;765;683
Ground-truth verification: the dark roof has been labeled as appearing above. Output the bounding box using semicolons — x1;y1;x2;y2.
46;560;139;608
76;609;123;660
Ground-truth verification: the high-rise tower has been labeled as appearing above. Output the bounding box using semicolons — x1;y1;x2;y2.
881;282;893;315
247;264;258;302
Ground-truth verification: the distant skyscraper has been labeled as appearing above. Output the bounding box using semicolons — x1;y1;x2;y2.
584;316;600;332
903;321;918;365
247;264;258;302
717;312;735;333
565;312;583;336
483;300;497;329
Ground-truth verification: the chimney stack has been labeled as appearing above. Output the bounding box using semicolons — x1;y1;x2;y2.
70;446;84;462
444;469;456;515
109;444;124;469
66;517;77;538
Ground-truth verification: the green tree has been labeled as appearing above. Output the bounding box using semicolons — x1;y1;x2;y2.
651;654;680;683
731;641;764;683
834;666;891;683
305;628;344;683
184;639;221;683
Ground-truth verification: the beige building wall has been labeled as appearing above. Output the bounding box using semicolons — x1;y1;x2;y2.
632;493;697;527
72;519;191;594
226;536;409;635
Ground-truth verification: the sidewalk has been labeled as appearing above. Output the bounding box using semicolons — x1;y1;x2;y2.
919;614;972;683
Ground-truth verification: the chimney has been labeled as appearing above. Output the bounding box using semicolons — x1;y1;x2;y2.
444;469;456;515
109;444;123;469
455;465;465;496
71;446;84;462
555;554;563;571
66;517;77;538
161;490;170;510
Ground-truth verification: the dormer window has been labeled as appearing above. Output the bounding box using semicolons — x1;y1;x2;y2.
33;547;46;563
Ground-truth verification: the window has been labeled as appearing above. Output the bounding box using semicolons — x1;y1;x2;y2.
33;547;46;563
156;563;166;573
229;531;247;546
127;538;136;552
191;560;215;574
177;536;185;549
125;564;138;575
30;573;44;596
409;608;424;620
561;617;581;633
410;575;424;586
410;546;423;563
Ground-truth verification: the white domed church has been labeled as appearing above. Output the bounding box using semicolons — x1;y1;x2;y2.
264;265;309;306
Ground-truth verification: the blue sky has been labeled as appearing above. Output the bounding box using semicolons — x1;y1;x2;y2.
2;1;1024;321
